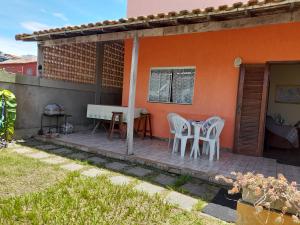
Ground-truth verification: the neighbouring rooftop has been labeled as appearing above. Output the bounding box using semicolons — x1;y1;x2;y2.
0;56;37;64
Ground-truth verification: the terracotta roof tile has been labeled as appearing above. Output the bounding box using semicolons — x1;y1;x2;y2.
218;5;229;10
137;16;147;20
179;10;190;15
248;0;259;6
265;0;284;3
157;13;166;18
127;17;136;22
146;14;156;19
204;7;215;13
191;9;202;14
167;11;178;17
232;2;244;8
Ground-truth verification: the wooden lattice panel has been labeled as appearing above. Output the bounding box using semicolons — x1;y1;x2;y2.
43;43;97;84
102;42;124;88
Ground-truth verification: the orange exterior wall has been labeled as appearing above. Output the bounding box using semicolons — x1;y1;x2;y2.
122;22;300;149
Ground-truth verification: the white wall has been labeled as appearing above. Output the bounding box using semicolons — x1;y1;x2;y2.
127;0;249;17
268;64;300;125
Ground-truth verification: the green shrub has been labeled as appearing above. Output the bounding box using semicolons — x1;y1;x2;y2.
0;88;17;141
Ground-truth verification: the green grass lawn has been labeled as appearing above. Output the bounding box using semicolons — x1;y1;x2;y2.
0;150;66;198
0;149;228;225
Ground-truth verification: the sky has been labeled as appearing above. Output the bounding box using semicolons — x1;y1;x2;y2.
0;0;127;56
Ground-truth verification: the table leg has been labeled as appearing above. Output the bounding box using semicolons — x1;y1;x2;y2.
64;115;67;135
39;114;44;135
191;141;196;158
92;121;100;134
100;120;108;132
191;139;200;159
56;116;59;133
191;125;201;159
194;140;200;159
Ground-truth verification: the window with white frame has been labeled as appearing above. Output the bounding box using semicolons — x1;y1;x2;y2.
148;67;195;104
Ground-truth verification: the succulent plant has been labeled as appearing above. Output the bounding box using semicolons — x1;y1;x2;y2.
216;172;300;224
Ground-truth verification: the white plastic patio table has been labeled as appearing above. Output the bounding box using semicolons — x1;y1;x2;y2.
190;121;205;159
86;104;147;134
87;104;146;122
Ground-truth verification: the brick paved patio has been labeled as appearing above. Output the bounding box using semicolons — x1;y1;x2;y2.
36;131;300;184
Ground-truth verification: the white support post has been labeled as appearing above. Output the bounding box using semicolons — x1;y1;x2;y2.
37;43;44;77
126;33;139;155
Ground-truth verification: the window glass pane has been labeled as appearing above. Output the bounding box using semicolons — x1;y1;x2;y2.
149;69;172;102
172;68;195;104
159;70;172;102
148;70;160;102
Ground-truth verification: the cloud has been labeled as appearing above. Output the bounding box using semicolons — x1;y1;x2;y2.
0;36;37;56
20;21;51;32
40;9;68;21
52;12;68;21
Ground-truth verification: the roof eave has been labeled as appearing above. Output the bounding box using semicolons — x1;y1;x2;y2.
15;0;300;42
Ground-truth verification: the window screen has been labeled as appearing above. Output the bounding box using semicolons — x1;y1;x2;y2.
148;67;195;104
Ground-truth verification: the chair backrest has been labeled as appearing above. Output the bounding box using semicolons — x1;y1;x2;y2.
203;116;221;129
205;119;225;140
201;116;221;134
172;115;192;137
167;113;180;133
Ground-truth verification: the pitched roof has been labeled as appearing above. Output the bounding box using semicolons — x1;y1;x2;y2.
0;56;37;64
16;0;300;42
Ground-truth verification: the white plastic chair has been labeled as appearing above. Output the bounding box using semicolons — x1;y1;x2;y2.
172;115;194;158
199;119;225;161
167;113;180;148
201;116;222;155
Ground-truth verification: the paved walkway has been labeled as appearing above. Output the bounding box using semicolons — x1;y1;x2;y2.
36;131;300;184
9;140;234;222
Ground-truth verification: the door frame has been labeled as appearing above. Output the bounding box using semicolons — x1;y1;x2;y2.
234;60;300;156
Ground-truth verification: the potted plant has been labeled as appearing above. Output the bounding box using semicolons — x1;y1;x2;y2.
216;172;300;225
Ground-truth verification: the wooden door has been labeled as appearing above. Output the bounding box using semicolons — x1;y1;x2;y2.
234;64;269;156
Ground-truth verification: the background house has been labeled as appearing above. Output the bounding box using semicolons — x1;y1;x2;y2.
0;56;37;76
